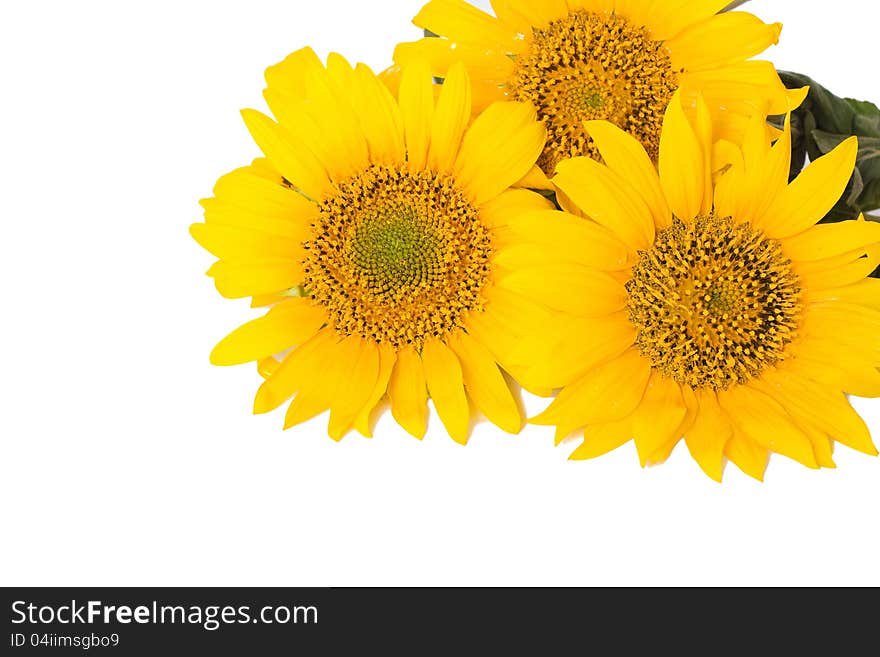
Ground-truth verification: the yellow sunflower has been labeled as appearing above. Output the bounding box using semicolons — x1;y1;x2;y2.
515;93;880;481
395;0;800;177
191;48;559;443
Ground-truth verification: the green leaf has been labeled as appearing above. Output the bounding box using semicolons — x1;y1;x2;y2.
775;70;880;233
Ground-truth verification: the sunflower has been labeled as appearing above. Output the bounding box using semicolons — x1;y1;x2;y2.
191;48;558;443
395;0;800;177
515;93;880;481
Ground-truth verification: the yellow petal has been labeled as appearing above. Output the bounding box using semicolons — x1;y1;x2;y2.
568;416;633;460
724;433;769;482
253;329;337;414
465;287;564;392
239;109;331;201
489;0;534;34
497;209;632;270
208;260;303;299
497;263;627;316
665;12;782;72
479;189;556;234
284;335;360;429
783;218;880;262
378;63;402;98
631;373;687;467
200;197;311;240
743;113;792;223
759;136;858;239
692;94;715;215
584;119;671;229
393;36;514;82
261;91;341;180
718;384;818;468
789;336;880;398
422;339;471;444
413;0;525;53
756;369;878;457
354;344;397;438
518;311;636;391
682;60;794;124
684;389;732;482
514;165;554;192
264;47;324;101
299;60;370;181
712;141;744;220
388;346;429;439
658;90;704;221
447;330;522;434
640;0;731;41
553;156;654;251
209;165;317;222
796;244;880;292
650;383;698;465
351;63;406;166
804;277;880;310
532;348;651;430
491;0;567;29
327;338;380;440
257;356;280;379
428;62;471;172
454;101;546;205
398;60;434;172
190;223;303;262
210;299;326;366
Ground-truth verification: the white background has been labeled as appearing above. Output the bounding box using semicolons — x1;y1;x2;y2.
1;0;878;587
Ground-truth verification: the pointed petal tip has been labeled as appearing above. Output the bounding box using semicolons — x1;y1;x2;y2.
253;388;275;415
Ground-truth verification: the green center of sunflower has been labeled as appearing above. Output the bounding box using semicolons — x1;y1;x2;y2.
625;214;802;390
509;10;680;174
351;208;443;293
303;164;491;347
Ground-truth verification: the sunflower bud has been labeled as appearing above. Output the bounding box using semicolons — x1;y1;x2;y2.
773;71;880;224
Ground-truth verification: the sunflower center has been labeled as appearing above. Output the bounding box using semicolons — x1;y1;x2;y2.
303;164;491;347
625;215;801;390
509;10;680;174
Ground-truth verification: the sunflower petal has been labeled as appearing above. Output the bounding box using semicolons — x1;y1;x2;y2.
413;0;525;53
584;119;671;229
352;63;406;165
448;330;522;434
553;156;654;251
665;12;782;72
783;218;880;262
568;416;634;460
454;101;546;205
398;60;435;172
422;339;471;444
354;344;397;438
497;264;627;316
327;338;380;440
208;260;303;299
428;62;471;172
641;0;731;41
253;329;337;414
532;349;651;430
724;433;769;481
240;109;331;201
684;389;732;482
389;346;429;439
759;136;858;239
718;384;818;468
658;91;704;221
631;373;687;467
210;299;326;366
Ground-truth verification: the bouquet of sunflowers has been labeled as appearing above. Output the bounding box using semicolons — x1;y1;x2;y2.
191;0;880;482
